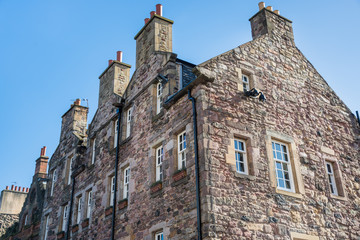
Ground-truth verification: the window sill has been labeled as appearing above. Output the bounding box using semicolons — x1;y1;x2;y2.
234;172;256;181
329;194;347;201
150;181;163;198
275;189;303;199
71;224;79;233
88;163;95;170
105;206;113;217
120;136;133;145
118;198;128;210
152;110;164;123
81;218;89;229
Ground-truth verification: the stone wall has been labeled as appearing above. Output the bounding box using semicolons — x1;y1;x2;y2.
0;214;18;239
0;190;28;215
196;13;360;239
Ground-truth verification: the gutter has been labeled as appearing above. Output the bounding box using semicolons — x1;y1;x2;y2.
188;89;203;240
111;101;124;240
65;176;76;240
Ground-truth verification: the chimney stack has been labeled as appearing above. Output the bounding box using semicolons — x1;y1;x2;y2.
258;2;265;10
117;51;123;62
35;146;49;176
135;4;173;68
250;3;294;44
156;4;163;16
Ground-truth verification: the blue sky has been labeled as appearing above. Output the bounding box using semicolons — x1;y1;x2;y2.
0;0;359;192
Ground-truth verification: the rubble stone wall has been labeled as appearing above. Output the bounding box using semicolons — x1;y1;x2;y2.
0;214;18;238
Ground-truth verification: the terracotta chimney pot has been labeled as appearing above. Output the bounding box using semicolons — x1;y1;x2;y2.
156;4;163;16
258;2;265;10
117;51;123;62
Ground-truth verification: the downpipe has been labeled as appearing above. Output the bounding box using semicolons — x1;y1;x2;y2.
111;104;123;240
188;89;203;240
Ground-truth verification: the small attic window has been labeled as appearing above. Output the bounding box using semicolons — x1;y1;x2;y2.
242;74;250;92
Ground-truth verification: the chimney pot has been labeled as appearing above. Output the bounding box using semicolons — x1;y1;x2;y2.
144;18;150;24
15;186;18;191
116;51;123;62
74;99;81;106
22;187;25;192
108;60;113;66
150;11;155;18
40;146;47;156
258;2;265;10
266;6;273;11
156;4;163;16
6;186;9;190
274;10;280;15
11;185;14;191
26;188;29;193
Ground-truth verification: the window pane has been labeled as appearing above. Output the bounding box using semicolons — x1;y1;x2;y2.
283;153;288;162
282;162;288;171
285;180;291;189
239;141;244;151
278;179;285;188
275;143;281;151
327;163;332;173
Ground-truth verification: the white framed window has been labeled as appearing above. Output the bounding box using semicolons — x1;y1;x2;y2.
86;190;92;219
44;215;49;240
114;119;119;148
50;169;57;196
126;108;132;138
110;176;115;206
155;231;164;240
156;83;163;114
123;167;130;199
234;139;248;174
91;138;96;164
76;196;82;224
156;146;163;181
24;214;28;226
67;157;74;185
242;74;250;91
272;141;294;192
62;204;68;231
325;161;338;196
177;131;186;170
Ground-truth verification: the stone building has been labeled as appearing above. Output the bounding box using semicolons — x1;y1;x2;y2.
0;186;28;238
2;148;49;240
4;2;360;240
1;147;48;240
